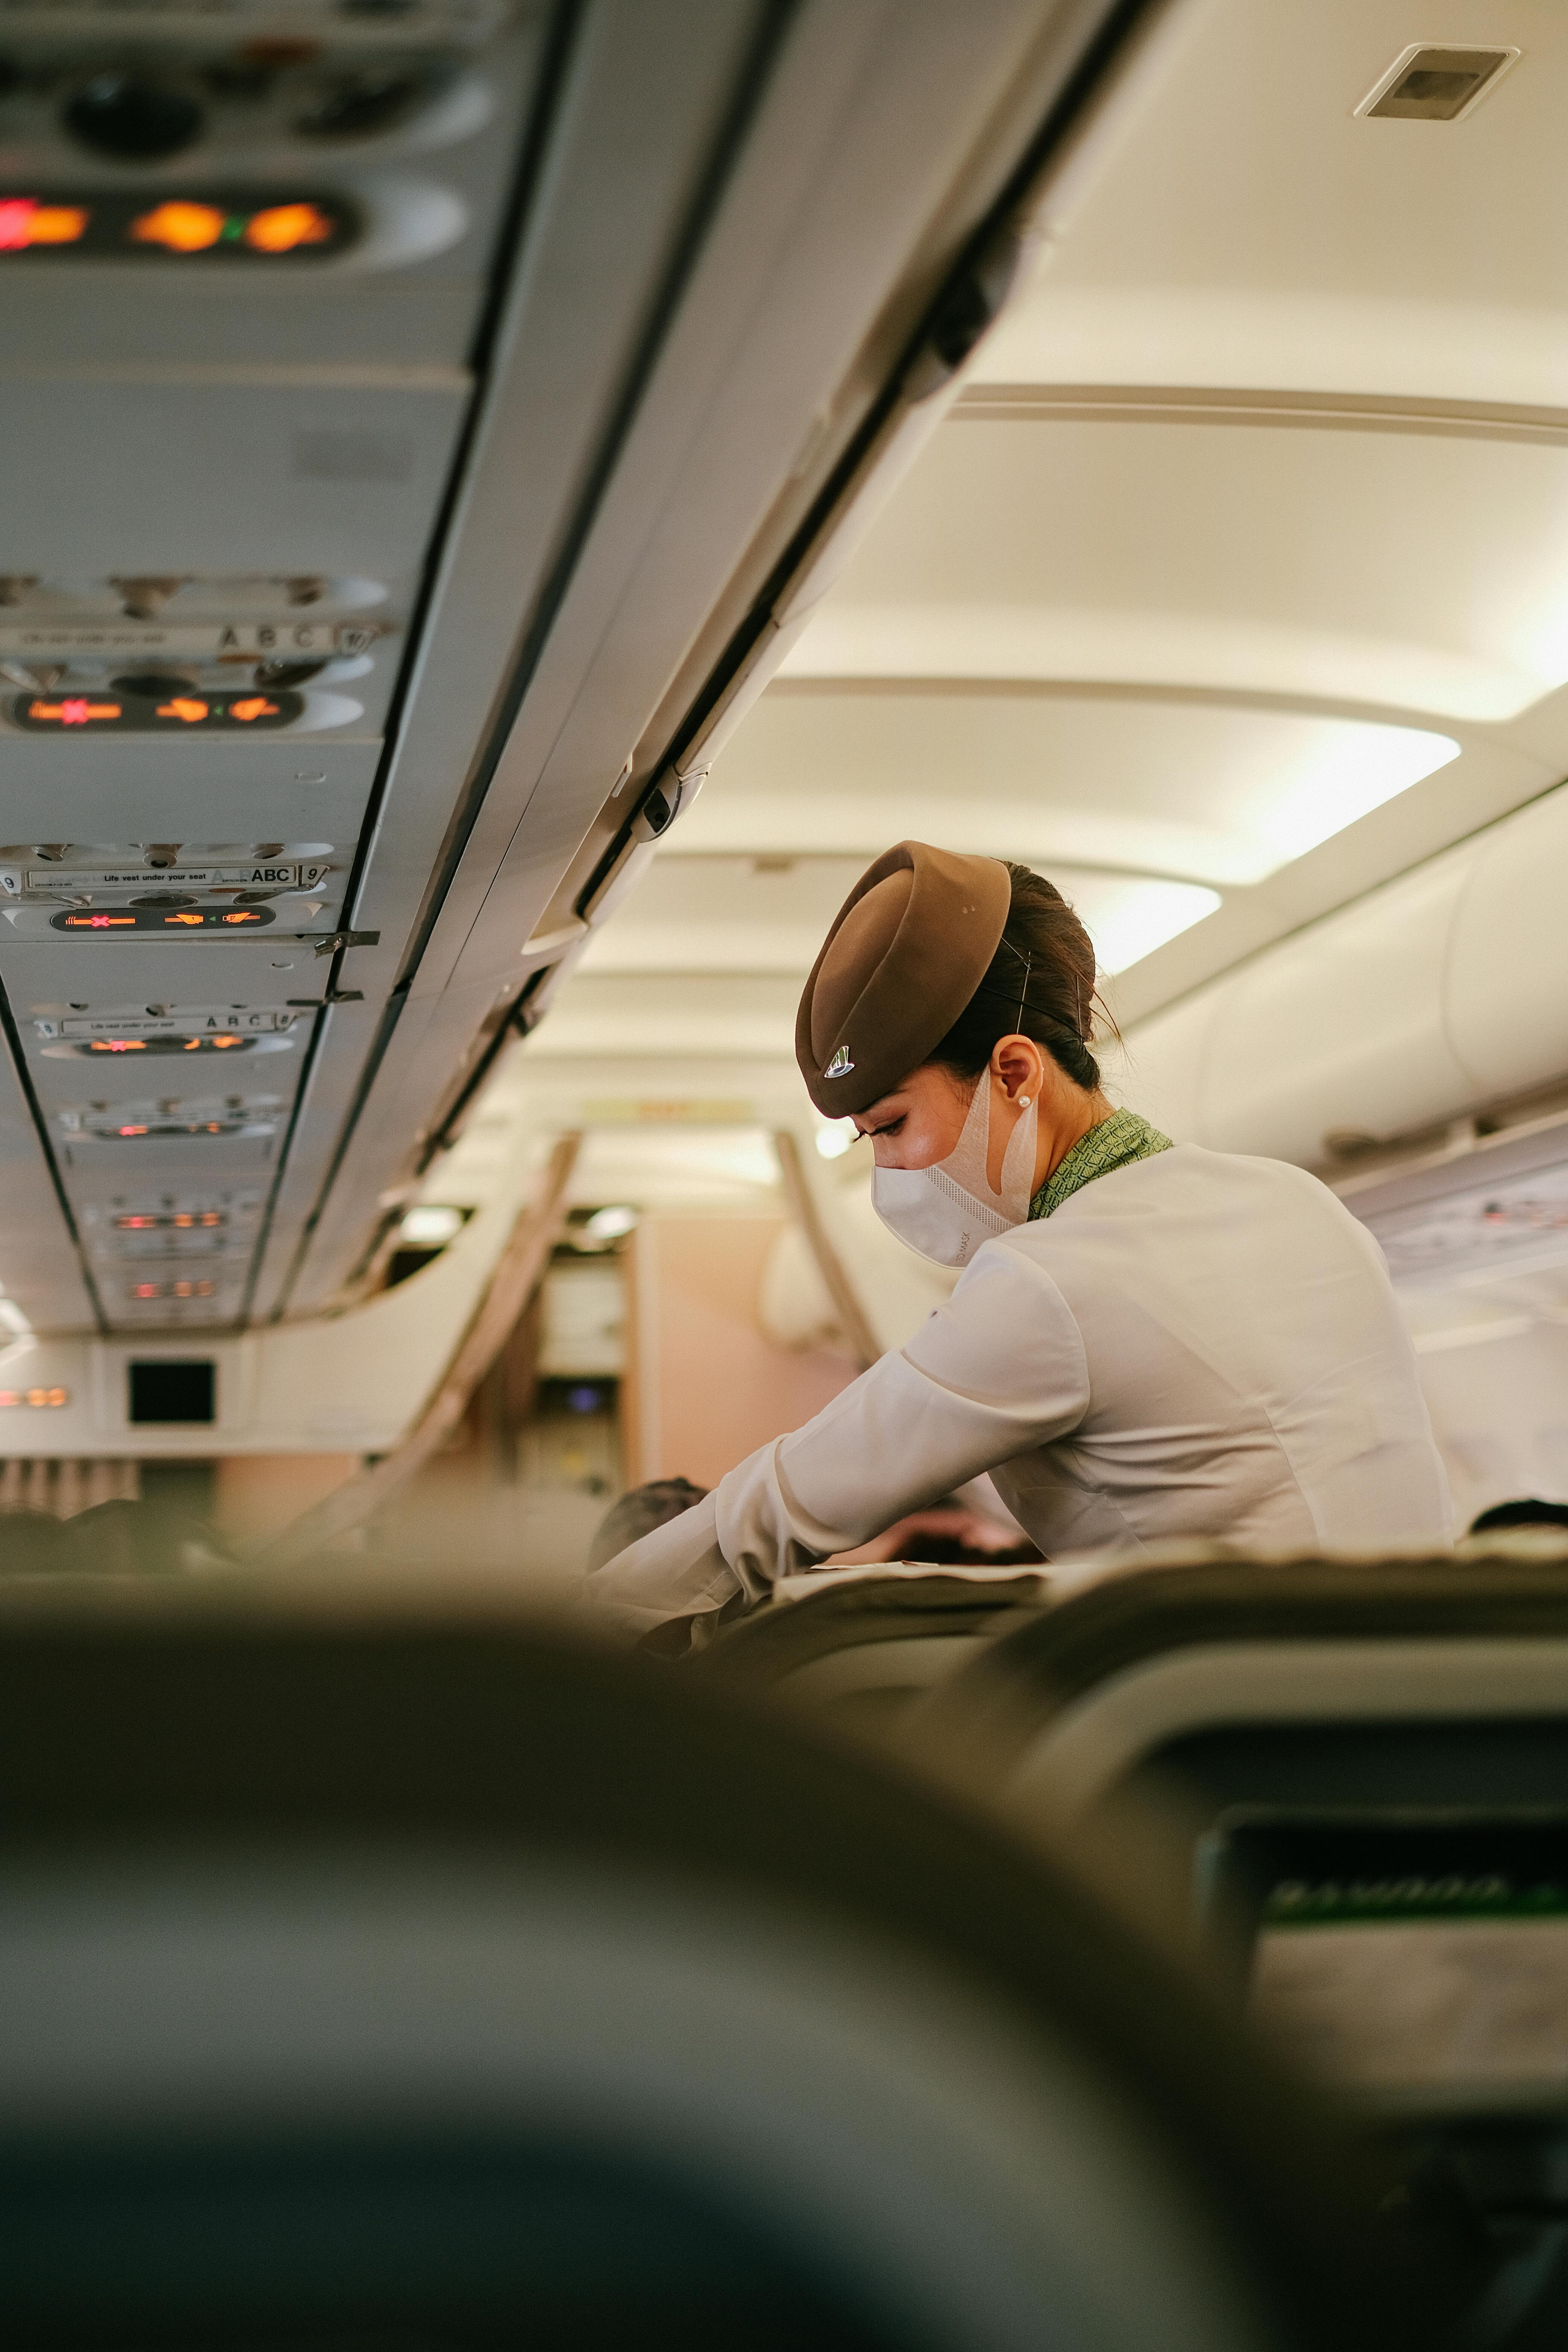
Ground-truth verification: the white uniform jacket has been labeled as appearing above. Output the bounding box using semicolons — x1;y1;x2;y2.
590;1145;1453;1642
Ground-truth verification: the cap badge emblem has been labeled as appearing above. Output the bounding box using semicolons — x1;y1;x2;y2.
824;1045;854;1079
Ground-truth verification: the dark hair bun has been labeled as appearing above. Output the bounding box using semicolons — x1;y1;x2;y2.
931;864;1105;1091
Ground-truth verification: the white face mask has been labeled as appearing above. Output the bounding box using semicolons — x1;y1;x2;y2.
871;1072;1038;1268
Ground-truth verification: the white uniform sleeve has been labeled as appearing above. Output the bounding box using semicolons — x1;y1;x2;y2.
587;1239;1088;1643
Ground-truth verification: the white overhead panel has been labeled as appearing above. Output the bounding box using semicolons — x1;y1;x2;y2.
0;0;554;1342
0;0;547;368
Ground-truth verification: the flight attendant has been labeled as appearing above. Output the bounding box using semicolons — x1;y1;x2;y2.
591;843;1452;1644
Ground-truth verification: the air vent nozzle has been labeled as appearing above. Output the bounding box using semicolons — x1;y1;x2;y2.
1358;43;1518;123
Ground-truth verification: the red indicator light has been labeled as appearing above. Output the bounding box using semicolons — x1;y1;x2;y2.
130;201;227;254
89;1038;146;1051
132;1283;161;1299
155;697;210;724
228;696;280;723
0;198;89;250
28;698;121;726
67;913;136;928
116;1215;158;1229
117;1124;149;1136
244;202;334;254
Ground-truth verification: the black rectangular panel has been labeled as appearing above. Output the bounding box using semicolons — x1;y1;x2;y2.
128;1359;216;1425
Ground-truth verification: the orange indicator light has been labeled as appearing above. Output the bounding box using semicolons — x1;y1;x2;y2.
228;696;280;723
130;201;227;254
166;911;206;926
222;910;262;924
155;697;210;724
89;1038;146;1051
244;202;334;254
30;207;90;246
211;1035;240;1047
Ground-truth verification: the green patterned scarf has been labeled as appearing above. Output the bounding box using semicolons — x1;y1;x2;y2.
1029;1107;1173;1221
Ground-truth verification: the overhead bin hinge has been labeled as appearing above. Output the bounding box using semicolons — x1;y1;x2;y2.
286;991;365;1006
312;929;381;958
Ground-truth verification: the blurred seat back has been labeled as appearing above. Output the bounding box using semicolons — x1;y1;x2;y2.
913;1544;1568;2346
0;1582;1425;2352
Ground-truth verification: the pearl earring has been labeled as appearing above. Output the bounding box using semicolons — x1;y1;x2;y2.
1018;1095;1031;1107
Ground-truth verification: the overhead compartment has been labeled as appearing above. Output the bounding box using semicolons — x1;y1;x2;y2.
1199;850;1475;1163
1445;786;1568;1101
1121;781;1568;1165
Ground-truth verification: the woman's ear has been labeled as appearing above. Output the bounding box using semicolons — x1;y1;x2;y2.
991;1033;1047;1104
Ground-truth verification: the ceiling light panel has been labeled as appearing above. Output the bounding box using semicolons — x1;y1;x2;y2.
576;847;1221;982
576;856;873;976
781;419;1568;724
524;974;802;1065
691;688;1460;887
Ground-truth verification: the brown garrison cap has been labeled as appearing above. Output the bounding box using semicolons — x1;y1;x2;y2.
795;842;1011;1115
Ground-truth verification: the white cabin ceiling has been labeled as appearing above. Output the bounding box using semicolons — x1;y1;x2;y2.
535;0;1568;1134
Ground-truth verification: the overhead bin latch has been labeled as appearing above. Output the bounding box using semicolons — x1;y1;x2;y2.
629;770;704;844
312;929;380;958
901;215;1027;404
